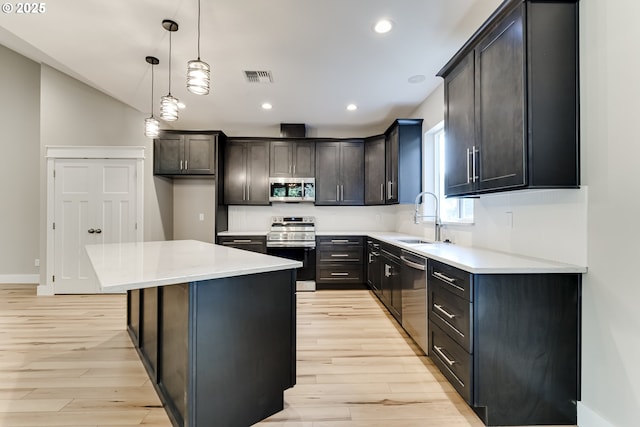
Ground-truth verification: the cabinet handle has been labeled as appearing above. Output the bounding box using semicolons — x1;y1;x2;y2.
387;181;393;199
331;254;350;258
433;271;465;292
247;183;250;200
380;183;384;201
466;148;471;184
433;345;457;367
336;185;340;201
368;253;373;263
472;146;478;183
384;264;391;277
185;160;188;170
434;304;456;319
331;239;349;243
180;160;184;171
232;239;252;243
340;185;344;201
330;272;349;276
293;164;296;174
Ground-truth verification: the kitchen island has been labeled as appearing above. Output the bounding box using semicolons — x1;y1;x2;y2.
86;240;302;427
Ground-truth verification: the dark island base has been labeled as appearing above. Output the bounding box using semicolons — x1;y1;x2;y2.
127;269;296;427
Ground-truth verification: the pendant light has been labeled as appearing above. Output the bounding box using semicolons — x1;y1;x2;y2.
160;19;180;121
186;0;210;95
144;56;160;138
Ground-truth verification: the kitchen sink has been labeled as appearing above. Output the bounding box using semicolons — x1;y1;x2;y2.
394;238;431;244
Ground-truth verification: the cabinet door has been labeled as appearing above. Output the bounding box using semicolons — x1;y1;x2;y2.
184;134;215;174
476;6;525;192
292;141;315;177
389;256;402;322
269;141;292;177
444;54;476;196
365;136;386;205
385;127;399;203
154;136;183;175
339;141;364;205
224;142;247;204
246;141;270;204
315;142;340;205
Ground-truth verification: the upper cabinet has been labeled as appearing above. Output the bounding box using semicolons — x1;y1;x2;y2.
154;132;219;177
438;0;579;197
269;140;315;178
315;140;364;206
364;119;423;205
224;139;270;205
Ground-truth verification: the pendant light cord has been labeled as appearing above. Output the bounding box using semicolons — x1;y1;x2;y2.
150;64;154;115
197;0;201;60
168;31;172;95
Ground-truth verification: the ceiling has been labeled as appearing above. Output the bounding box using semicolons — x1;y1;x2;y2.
0;0;503;135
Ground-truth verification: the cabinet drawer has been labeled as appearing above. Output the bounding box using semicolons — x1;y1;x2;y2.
317;265;364;283
318;247;362;263
317;236;364;246
218;236;267;254
429;259;473;301
429;321;472;404
429;281;472;352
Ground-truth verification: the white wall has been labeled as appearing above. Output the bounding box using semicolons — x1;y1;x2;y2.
0;44;40;282
579;0;640;426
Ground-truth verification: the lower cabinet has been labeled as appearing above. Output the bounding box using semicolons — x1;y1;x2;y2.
427;259;581;426
379;244;402;323
366;239;381;294
217;235;267;253
315;236;365;288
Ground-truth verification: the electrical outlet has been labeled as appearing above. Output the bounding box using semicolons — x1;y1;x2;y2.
34;259;40;267
199;213;204;221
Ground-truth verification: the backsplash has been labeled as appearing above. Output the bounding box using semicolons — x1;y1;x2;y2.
227;204;397;232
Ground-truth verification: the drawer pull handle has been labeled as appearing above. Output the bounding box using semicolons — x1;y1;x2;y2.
434;345;456;366
330;272;349;276
433;271;465;292
331;239;350;243
232;239;252;243
434;304;456;319
331;254;350;257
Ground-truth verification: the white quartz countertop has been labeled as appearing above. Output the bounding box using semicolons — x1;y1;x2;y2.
86;240;302;293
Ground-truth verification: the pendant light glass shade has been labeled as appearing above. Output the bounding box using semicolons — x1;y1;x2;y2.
186;0;210;95
160;94;179;121
145;117;160;138
160;19;180;122
187;59;210;95
144;56;160;138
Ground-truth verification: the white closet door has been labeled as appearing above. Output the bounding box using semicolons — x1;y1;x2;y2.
53;158;137;294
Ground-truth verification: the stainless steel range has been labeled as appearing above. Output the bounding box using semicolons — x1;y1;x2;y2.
266;216;316;286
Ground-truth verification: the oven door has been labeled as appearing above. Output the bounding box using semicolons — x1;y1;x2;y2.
266;246;316;282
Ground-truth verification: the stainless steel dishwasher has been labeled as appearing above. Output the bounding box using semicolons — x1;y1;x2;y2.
400;249;428;354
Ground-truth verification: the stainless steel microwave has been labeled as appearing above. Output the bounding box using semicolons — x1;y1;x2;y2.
269;177;315;202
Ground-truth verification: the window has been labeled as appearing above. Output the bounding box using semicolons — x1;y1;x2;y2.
424;122;474;224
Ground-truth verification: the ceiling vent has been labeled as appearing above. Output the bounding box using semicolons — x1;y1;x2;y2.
244;70;273;83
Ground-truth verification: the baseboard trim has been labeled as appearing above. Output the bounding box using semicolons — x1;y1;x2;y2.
0;274;39;284
577;402;615;427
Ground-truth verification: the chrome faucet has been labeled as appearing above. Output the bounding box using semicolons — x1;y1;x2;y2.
414;191;441;242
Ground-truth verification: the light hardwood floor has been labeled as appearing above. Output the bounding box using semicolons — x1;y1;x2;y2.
0;284;573;427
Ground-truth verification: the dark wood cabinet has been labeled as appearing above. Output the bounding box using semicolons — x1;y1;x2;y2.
380;245;402;323
427;259;581;426
439;0;579;197
270;140;315;178
385;119;423;204
217;235;267;254
364;136;386;205
224;140;270;205
316;236;365;288
154;132;218;176
366;239;381;293
315;140;364;205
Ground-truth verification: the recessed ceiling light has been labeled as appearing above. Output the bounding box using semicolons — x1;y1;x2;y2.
177;101;186;109
347;104;358;111
374;19;393;34
408;74;426;84
262;102;273;110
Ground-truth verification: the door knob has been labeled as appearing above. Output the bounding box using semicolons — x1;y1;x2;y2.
95;229;102;234
88;229;95;234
